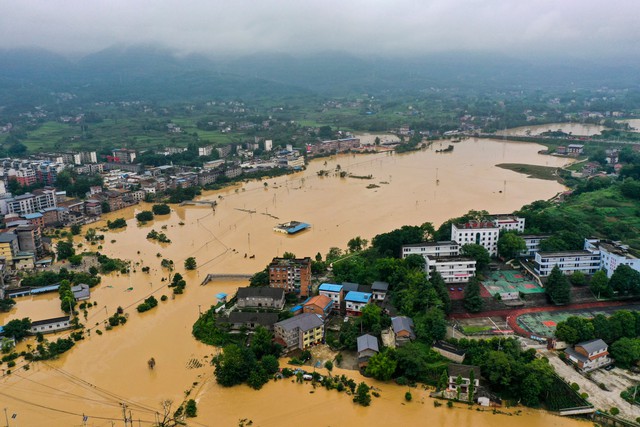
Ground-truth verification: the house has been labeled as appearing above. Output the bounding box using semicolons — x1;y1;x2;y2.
318;283;343;310
371;281;389;302
342;282;359;293
357;334;379;368
236;287;285;310
534;251;600;277
567;144;584;156
303;295;333;320
432;341;466;363
0;232;19;262
268;257;312;297
565;339;611;372
71;284;90;301
345;291;372;316
227;312;279;332
448;363;481;393
29;316;71;334
274;313;324;351
391;316;415;346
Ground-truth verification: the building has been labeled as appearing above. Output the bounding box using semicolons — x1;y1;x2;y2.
451;216;525;257
391;316;415;346
432;341;466;363
306;138;361;156
21;212;45;229
345;291;372;316
303;295;333;320
110;148;137;164
584;239;640;278
534;251;601;277
198;145;214;157
357;334;379;369
425;256;476;283
448;364;481;393
318;283;343;310
567;144;585;156
371;281;389;301
227;312;279;332
236;287;285;310
29;316;72;334
565;339;611;372
71;284;91;301
268;257;312;297
5;189;57;216
15;225;43;257
520;235;550;257
402;241;460;259
0;232;19;262
274;312;324;351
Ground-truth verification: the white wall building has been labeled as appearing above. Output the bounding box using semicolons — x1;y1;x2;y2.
520;235;549;257
584;239;640;278
264;140;273;151
534;251;601;277
492;215;526;232
425;256;476;283
451;221;500;256
402;241;460;259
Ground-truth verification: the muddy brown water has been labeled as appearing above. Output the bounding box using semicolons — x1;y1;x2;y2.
497;123;606;137
0;138;586;426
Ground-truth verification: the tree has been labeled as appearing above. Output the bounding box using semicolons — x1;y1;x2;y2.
610;264;640;296
590;270;612;298
0;298;16;312
456;375;463;400
261;354;280;375
3;318;32;341
184;257;197;270
282;252;296;259
497;232;526;259
353;382;371;406
610;338;640;368
461;244;491;271
152;204;171;215
68;254;83;266
569;271;587;287
437;369;449;391
414;308;447;343
360;304;383;334
347;236;368;253
107;218;127;229
463;277;484;313
70;224;82;235
56;240;75;260
545;266;571;305
184;399;197;417
365;352;397;381
214;344;256;387
468;369;475;402
136;210;154;222
250;327;280;360
250;269;269;286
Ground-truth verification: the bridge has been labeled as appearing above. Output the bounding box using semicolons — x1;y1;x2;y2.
201;273;253;285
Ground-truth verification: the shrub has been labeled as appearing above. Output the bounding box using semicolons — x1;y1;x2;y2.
405;391;412;402
610;407;620;416
184;399;197;417
136;211;154;222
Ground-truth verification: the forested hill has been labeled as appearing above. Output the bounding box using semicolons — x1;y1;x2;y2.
1;46;639;107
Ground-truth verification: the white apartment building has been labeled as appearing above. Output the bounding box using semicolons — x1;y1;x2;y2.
492;215;526;232
451;221;500;256
402;241;460;259
425;256;476;283
534;251;601;277
520;235;549;257
5;189;57;215
584;239;640;278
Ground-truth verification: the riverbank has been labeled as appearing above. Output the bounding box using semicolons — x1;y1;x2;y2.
495;163;564;182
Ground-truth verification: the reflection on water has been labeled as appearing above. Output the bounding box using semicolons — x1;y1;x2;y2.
0;138;582;426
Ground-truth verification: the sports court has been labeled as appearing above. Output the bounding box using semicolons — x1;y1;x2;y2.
482;270;544;297
517;305;640;338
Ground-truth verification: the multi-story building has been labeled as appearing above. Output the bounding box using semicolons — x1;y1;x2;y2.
0;232;19;262
269;257;312;297
371;281;389;301
319;283;343;310
274;313;324;351
565;339;611;372
402;240;460;260
345;291;372;316
5;189;57;215
198;145;214;157
584;239;640;278
15;168;37;186
306;138;361;156
425;256;477;283
520;235;550;257
533;251;601;277
110;148;137;164
302;295;333;320
15;225;43;257
451;216;525;257
236;287;285;310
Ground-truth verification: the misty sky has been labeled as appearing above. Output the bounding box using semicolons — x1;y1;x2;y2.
1;0;639;59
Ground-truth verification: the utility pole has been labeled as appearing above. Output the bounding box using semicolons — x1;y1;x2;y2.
4;407;9;427
121;403;128;427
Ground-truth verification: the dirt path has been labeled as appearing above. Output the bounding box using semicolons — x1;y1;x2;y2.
544;351;640;421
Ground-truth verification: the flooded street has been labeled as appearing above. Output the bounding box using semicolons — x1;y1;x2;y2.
497;123;607;137
0;138;582;426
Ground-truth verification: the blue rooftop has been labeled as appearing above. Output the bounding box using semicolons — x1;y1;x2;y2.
286;222;310;234
345;291;372;304
215;293;228;299
319;283;343;293
290;305;303;312
30;284;61;294
22;213;43;219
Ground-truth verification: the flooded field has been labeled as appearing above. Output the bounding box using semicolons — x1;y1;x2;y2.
619;118;640;131
497;123;607;137
0;138;581;426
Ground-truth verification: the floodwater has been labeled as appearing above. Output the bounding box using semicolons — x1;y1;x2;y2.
497;123;606;137
619;118;640;132
0;138;584;426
